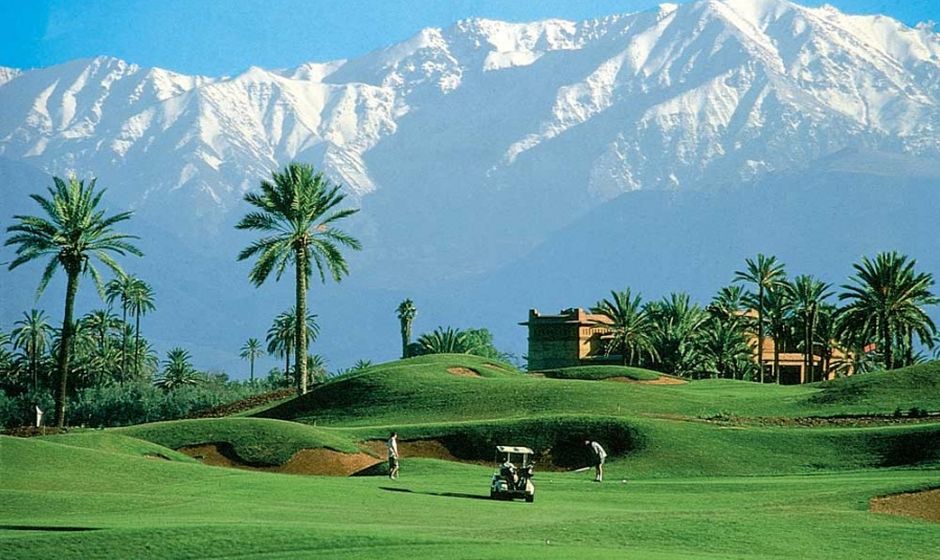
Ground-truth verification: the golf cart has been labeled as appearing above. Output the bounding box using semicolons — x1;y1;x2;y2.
490;445;535;502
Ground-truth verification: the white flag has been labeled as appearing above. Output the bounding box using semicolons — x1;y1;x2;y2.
35;406;43;428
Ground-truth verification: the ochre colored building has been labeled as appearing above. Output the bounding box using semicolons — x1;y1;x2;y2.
523;307;850;383
520;308;614;371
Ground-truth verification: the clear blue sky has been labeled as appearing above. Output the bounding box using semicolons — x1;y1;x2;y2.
1;0;937;76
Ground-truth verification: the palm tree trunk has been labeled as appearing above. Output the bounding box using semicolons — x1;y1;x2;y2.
295;247;309;396
757;286;764;383
284;344;291;384
55;269;80;427
400;320;408;359
250;356;255;382
134;311;141;378
120;303;128;384
773;336;781;384
881;312;893;370
802;319;809;384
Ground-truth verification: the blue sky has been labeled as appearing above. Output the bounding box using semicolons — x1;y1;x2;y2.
1;0;938;76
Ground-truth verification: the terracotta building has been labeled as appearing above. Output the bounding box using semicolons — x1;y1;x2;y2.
522;307;850;383
520;308;615;371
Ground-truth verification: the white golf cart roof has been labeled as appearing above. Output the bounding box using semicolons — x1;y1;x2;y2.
497;446;534;454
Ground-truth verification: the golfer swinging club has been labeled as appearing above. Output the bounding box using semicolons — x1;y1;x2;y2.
585;440;607;482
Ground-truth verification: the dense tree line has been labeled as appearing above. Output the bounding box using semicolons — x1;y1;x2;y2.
588;252;938;381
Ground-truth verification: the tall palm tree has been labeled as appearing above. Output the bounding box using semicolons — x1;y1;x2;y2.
787;275;833;383
266;309;319;384
240;337;264;382
5;176;141;426
105;272;140;381
126;278;155;376
838;252;938;370
590;289;658;367
734;254;787;383
11;309;54;392
760;285;792;383
396;299;417;359
237;163;361;395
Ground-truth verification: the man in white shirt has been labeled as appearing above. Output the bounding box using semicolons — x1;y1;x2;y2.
585;440;607;482
387;432;400;480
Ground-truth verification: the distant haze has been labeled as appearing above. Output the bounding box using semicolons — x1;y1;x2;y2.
2;0;938;375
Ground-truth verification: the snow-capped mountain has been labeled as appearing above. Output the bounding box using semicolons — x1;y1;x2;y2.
2;0;939;372
3;0;938;221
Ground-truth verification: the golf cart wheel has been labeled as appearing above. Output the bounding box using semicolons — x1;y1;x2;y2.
525;494;534;503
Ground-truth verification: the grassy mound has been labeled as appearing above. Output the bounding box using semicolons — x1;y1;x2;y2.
116;418;359;466
809;361;940;410
36;431;196;462
352;416;645;468
539;365;662;381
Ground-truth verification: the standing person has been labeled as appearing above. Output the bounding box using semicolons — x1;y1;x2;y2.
387;432;400;480
585;440;607;482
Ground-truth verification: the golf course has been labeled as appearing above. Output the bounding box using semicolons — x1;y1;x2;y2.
2;354;938;559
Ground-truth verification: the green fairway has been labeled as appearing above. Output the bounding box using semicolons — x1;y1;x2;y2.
1;435;937;559
2;355;939;558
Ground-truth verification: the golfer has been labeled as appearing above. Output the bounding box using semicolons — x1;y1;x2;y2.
585;440;607;482
387;432;400;480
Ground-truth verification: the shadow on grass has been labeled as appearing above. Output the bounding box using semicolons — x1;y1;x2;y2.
379;486;491;501
0;525;100;532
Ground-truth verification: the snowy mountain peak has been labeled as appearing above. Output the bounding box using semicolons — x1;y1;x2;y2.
1;0;939;237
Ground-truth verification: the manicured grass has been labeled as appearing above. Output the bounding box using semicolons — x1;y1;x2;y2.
4;355;939;558
35;431;196;463
115;417;360;465
1;435;937;559
539;364;662;381
810;361;940;410
259;356;940;427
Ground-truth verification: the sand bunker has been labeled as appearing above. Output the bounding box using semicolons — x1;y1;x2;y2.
870;488;940;523
180;443;380;476
447;366;481;377
363;439;461;462
604;375;686;385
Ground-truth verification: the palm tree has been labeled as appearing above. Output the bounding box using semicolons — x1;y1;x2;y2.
700;319;754;379
266;309;319;384
11;309;54;392
240;337;264;382
734;254;786;383
418;327;472;354
105;273;135;381
760;285;792;383
126;278;155;376
154;347;201;390
396;299;417;359
787;275;833;383
237;163;361;395
5;176;141;426
709;285;748;324
590;289;658;367
80;309;121;353
646;293;709;376
838;252;938;370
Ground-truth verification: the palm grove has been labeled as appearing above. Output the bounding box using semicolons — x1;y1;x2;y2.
2;168;939;428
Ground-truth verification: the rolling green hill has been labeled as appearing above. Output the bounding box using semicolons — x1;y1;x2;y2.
3;356;939;558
